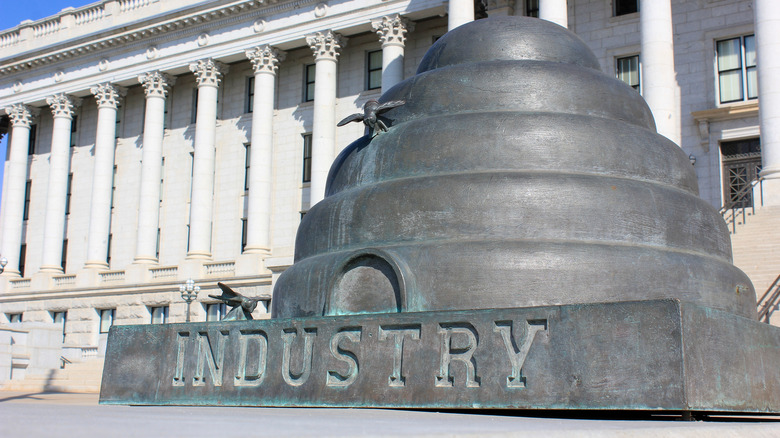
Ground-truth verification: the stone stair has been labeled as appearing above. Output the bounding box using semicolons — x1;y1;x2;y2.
1;357;104;393
730;205;780;324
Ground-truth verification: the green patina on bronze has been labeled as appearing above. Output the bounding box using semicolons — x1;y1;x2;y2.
100;300;780;411
101;16;780;413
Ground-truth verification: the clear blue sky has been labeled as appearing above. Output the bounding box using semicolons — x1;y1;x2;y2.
1;0;90;206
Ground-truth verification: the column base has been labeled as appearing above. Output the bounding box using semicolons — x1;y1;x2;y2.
242;246;271;255
186;251;212;260
84;261;110;270
0;270;22;278
39;265;64;274
759;176;780;207
133;256;159;264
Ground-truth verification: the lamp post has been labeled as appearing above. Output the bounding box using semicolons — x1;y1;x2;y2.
0;256;7;274
179;278;200;323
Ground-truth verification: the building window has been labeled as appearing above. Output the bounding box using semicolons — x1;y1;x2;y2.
206;303;227;322
717;35;757;104
191;88;199;124
721;138;761;209
163;98;169;130
7;313;23;323
53;311;67;341
302;134;312;183
244;143;251;192
115;109;122;139
111;165;117;210
19;244;26;277
107;234;113;267
526;0;539;17
71;115;78;133
245;76;255;113
23;180;31;220
241;218;248;251
62;239;68;272
367;50;383;90
150;306;169;324
616;55;641;92
304;64;316;102
28;124;37;155
614;0;638;16
66;173;73;215
99;309;115;333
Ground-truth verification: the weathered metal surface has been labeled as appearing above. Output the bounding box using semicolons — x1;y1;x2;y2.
100;300;780;412
272;16;756;320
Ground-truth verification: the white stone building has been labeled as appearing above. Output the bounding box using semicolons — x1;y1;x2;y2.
0;0;778;388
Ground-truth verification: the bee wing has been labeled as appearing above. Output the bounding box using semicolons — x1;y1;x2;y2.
217;282;240;299
208;294;243;307
375;100;405;113
337;113;364;126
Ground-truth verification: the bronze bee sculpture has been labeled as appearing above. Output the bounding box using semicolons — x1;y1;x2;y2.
209;282;260;321
337;99;405;135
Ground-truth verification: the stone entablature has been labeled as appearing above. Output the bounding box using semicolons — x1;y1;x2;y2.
0;0;442;108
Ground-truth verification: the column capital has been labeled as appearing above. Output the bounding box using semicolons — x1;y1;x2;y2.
189;58;229;87
306;30;346;62
5;104;40;128
138;71;176;98
245;45;286;75
371;15;413;47
90;83;127;109
46;94;82;119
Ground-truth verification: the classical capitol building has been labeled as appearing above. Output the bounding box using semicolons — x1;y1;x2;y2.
0;0;779;390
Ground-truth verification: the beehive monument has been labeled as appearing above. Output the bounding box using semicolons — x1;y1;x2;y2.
100;16;780;414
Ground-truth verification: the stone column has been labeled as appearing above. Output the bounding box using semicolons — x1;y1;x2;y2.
372;15;413;93
539;0;568;28
85;84;126;269
40;94;81;273
755;0;780;206
1;104;39;276
135;71;175;264
187;59;228;259
640;0;680;145
306;31;345;206
448;0;474;31
244;45;285;254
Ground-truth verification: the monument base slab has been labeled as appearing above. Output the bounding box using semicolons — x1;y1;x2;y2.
99;299;780;413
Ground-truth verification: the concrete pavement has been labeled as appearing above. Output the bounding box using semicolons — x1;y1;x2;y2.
2;391;780;437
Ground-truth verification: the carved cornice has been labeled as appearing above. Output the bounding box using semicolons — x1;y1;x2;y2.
5;104;40;128
138;71;176;98
306;30;346;62
0;0;320;76
46;94;81;118
90;83;127;109
245;45;286;75
371;15;413;47
189;58;229;87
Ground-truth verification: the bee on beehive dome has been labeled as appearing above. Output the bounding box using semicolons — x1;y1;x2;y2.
272;16;756;321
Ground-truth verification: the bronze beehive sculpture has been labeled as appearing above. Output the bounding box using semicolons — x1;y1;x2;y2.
273;16;756;320
101;17;780;414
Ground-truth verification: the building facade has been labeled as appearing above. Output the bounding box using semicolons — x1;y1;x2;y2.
0;0;778;369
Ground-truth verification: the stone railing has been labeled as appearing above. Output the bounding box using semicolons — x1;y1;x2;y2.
0;0;161;52
0;31;20;48
120;0;155;13
53;275;77;287
99;270;126;283
150;266;177;279
32;19;61;38
205;261;236;276
75;6;106;26
9;278;31;289
82;346;99;358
